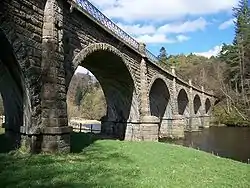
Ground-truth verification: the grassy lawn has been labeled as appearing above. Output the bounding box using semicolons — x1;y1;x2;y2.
0;130;249;188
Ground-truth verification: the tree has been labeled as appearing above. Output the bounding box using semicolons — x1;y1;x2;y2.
157;47;168;67
218;43;240;92
233;0;250;105
74;85;83;109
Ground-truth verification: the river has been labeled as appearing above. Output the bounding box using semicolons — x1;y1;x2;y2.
161;126;250;163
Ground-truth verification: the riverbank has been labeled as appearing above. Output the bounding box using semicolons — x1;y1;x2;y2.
0;132;249;187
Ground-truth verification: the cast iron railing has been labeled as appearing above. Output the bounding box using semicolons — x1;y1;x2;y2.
77;0;139;50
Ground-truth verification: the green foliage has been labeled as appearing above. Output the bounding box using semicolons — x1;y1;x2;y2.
74;85;83;107
0;95;4;115
68;73;106;120
231;0;250;100
0;133;249;187
218;43;240;89
80;87;106;120
213;105;250;126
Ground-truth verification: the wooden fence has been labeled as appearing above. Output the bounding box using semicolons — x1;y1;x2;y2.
71;122;101;133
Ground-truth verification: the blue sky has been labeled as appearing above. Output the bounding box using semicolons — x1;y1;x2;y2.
76;0;238;73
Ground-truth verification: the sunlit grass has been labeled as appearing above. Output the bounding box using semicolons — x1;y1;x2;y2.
0;127;4;134
0;132;249;188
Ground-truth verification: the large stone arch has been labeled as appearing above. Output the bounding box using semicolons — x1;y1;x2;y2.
0;29;31;148
148;76;172;137
148;76;172;119
193;94;202;115
177;88;189;116
205;98;211;114
191;94;203;129
71;43;139;139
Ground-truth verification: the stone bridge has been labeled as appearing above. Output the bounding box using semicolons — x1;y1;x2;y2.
0;0;217;152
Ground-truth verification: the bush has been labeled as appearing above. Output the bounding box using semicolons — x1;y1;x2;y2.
213;105;250;126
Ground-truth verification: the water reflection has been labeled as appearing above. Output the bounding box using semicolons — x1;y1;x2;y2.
161;127;250;163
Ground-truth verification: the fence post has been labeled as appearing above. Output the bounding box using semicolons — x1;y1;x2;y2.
91;124;93;133
80;123;82;132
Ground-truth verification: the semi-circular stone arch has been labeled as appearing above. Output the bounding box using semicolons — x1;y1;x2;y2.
148;77;171;119
71;43;139;139
72;43;136;84
193;94;202;115
177;88;189;116
148;76;172;138
205;98;211;114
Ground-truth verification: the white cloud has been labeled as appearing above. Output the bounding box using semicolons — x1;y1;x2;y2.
86;0;237;50
136;34;175;44
116;23;156;35
194;45;223;58
117;17;208;36
116;17;206;44
89;0;238;22
135;34;190;44
157;17;208;34
219;18;235;30
176;35;190;42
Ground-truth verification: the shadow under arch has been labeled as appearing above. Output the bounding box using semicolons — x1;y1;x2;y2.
193;94;202;115
205;98;211;114
149;78;172;137
70;43;138;140
177;89;189;116
0;29;30;151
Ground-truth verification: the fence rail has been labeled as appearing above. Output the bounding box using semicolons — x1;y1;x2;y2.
71;123;101;133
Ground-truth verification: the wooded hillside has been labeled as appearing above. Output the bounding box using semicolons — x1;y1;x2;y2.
157;0;250;126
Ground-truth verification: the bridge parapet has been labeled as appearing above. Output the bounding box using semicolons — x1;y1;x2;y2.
74;0;139;50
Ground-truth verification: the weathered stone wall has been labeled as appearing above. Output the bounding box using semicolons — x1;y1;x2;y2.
62;2;141;89
63;2;142;140
0;0;217;152
146;63;215;138
0;0;46;150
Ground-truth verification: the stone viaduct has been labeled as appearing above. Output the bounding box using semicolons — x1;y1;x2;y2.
0;0;216;152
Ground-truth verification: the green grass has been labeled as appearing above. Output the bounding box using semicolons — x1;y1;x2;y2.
0;131;250;188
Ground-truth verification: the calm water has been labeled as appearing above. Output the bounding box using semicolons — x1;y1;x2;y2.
162;127;250;163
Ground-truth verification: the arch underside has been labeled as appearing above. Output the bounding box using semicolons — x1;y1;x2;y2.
0;29;28;147
205;98;211;114
177;89;189;127
194;95;201;115
193;94;202;127
73;48;139;139
149;79;171;118
178;89;189;116
149;79;172;135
